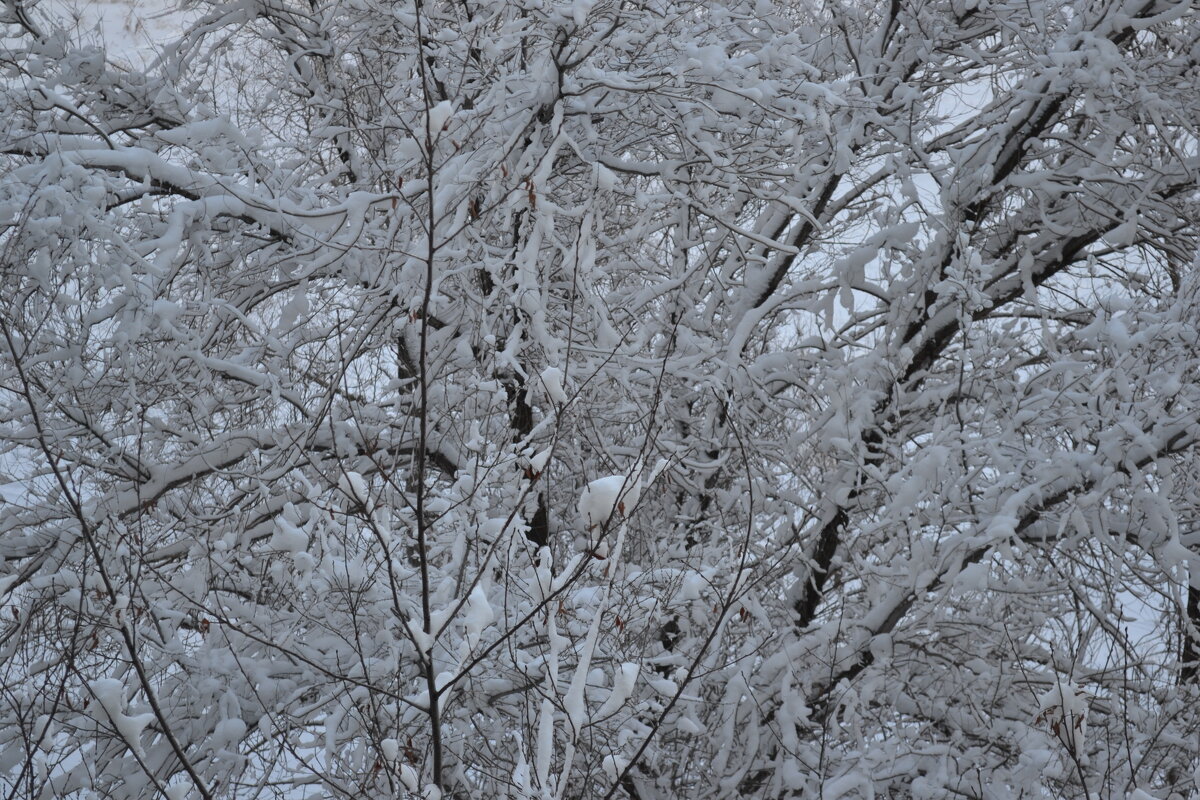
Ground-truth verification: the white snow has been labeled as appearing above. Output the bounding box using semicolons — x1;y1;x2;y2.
90;678;155;757
404;617;433;654
338;471;370;508
578;475;639;530
464;584;494;648
268;517;308;554
427;101;453;138
529;448;552;475
539;366;569;405
212;717;247;748
596;163;617;191
42;0;189;67
111;593;129;625
571;0;595;26
601;754;627;781
535;698;554;787
34;714;55;752
594;663;638;719
1036;680;1090;756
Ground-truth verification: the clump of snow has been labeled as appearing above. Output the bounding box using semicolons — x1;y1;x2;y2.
602;754;628;780
90;678;155;757
427;101;453;138
268;517;308;554
381;738;399;761
594;663;639;719
596;163;617;191
1035;680;1090;757
464;584;494;648
405;617;433;654
338;471;371;509
212;717;247;748
34;714;55;752
112;593;129;625
539;366;569;405
535;698;555;787
578;475;639;530
529;448;552;475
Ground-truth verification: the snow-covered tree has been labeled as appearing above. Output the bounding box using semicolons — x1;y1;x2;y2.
2;0;1199;797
